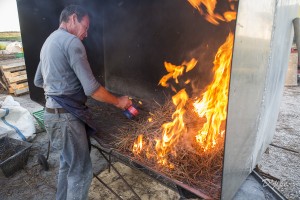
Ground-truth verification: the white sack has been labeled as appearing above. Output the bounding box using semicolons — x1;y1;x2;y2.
0;96;36;141
5;42;23;53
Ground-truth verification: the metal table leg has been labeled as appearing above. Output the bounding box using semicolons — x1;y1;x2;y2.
91;144;141;200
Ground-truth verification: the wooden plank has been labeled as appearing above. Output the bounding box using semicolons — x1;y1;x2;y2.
14;86;29;96
10;82;28;89
3;70;27;78
0;78;7;90
1;65;26;73
1;61;25;69
1;75;9;89
1;62;26;72
0;58;24;66
7;74;27;84
8;82;29;96
8;87;14;94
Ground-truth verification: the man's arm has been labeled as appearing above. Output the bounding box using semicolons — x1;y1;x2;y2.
67;38;131;109
91;86;132;110
34;61;44;88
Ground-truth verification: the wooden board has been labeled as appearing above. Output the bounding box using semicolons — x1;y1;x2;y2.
6;74;27;84
0;61;28;96
8;82;29;95
1;62;26;72
3;70;27;77
14;86;29;96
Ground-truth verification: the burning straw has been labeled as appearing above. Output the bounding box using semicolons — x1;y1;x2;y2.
111;30;234;200
113;99;224;199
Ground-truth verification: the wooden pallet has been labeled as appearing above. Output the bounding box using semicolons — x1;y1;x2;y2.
0;61;29;96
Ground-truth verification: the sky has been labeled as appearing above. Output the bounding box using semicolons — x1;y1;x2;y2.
0;0;20;32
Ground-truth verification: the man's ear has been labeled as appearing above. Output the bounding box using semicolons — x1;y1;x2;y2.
70;14;77;24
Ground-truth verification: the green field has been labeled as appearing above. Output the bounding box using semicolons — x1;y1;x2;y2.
0;31;21;41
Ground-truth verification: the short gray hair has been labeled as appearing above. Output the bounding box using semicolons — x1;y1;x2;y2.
59;5;89;24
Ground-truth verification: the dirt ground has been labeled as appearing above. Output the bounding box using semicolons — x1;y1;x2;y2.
0;92;181;200
0;78;299;199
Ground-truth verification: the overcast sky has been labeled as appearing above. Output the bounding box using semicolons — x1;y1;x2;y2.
0;0;20;32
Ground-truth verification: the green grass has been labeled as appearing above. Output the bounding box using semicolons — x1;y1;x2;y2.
0;32;21;42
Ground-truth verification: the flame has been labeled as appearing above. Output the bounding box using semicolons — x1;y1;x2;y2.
187;0;217;15
132;134;144;154
130;1;236;169
131;33;234;166
155;59;196;167
187;0;236;25
183;58;198;72
185;80;191;84
158;62;184;88
223;11;236;22
193;32;234;150
158;59;198;88
155;89;189;168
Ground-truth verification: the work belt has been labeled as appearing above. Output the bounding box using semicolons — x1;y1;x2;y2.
45;107;69;114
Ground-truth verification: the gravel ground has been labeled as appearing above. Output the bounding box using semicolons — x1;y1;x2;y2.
258;86;300;200
0;81;299;199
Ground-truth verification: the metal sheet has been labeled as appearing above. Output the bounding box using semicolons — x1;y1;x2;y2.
16;0;105;105
223;0;299;199
101;0;232;101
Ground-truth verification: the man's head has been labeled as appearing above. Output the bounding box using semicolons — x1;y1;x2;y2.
59;5;89;40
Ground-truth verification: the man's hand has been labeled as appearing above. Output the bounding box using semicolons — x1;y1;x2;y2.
115;96;132;110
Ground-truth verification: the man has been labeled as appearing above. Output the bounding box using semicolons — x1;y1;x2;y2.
34;5;132;200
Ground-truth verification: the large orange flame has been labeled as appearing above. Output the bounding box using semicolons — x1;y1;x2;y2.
187;0;236;25
132;33;234;167
193;32;234;150
155;89;189;168
131;0;236;169
154;59;196;167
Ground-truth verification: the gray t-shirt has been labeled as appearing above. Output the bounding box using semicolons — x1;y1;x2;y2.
34;28;101;108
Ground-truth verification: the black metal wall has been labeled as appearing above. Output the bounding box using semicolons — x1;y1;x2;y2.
16;0;104;105
17;0;233;105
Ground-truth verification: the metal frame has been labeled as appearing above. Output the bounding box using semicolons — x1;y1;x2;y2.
252;170;288;200
91;136;213;200
91;143;141;200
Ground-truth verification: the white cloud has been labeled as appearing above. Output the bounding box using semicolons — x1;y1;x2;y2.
0;0;20;32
